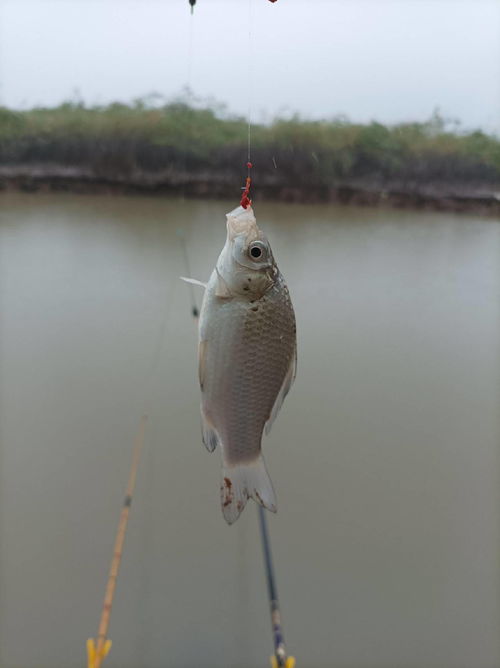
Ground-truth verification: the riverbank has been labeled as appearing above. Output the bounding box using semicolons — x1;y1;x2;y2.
1;164;499;216
1;100;500;215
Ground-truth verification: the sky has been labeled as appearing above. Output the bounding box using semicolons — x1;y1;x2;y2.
0;0;499;132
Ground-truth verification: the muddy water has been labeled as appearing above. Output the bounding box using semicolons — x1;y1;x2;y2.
0;193;499;668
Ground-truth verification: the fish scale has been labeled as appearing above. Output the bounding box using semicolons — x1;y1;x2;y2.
223;284;294;460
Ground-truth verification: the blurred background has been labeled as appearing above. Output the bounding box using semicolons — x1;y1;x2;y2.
0;2;499;668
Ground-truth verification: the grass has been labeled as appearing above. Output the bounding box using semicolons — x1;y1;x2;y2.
1;97;499;195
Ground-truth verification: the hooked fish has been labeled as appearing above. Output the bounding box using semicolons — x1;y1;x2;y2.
191;205;296;524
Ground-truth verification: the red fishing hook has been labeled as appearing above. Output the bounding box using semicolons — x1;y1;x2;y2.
240;162;253;209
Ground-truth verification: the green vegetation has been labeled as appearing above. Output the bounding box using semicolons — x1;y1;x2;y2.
1;97;499;199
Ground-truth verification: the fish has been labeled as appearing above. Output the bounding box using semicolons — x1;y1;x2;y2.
195;204;296;524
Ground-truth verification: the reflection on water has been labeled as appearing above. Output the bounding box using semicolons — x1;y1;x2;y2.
0;193;499;668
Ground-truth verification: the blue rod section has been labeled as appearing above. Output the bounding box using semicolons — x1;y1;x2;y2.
258;505;287;667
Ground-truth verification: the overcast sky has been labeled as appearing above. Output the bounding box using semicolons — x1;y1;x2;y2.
1;0;499;132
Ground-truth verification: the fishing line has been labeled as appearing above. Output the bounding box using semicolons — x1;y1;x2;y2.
186;4;195;94
247;0;253;169
178;3;199;319
178;229;199;318
239;0;255;209
0;1;4;107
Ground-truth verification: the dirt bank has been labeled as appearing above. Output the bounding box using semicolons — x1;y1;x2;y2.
1;164;499;216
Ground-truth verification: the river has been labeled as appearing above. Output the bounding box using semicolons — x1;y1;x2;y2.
0;193;499;668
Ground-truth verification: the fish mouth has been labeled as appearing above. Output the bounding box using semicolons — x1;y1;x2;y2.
226;205;261;243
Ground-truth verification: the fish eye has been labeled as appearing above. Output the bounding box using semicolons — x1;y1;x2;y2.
249;242;267;261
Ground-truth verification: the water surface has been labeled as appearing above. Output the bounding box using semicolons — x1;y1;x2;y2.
0;193;499;668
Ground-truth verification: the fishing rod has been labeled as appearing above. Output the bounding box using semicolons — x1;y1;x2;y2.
87;415;148;668
179;0;199;319
258;506;295;668
180;274;295;666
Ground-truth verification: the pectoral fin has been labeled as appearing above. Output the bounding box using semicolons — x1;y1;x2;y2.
215;269;232;298
198;340;208;390
265;347;297;435
201;412;219;453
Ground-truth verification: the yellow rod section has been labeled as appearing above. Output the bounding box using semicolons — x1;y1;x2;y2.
87;414;148;668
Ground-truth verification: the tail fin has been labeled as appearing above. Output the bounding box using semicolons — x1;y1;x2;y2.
221;455;277;525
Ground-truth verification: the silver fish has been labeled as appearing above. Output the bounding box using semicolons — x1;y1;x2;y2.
196;205;296;524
